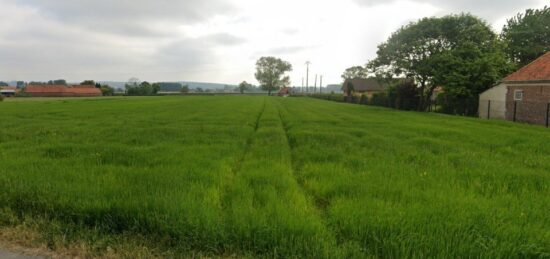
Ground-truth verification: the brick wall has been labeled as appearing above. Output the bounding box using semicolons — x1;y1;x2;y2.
506;85;550;126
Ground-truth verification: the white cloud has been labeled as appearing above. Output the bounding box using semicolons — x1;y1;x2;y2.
0;0;547;85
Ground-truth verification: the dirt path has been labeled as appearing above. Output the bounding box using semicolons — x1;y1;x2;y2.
0;249;43;259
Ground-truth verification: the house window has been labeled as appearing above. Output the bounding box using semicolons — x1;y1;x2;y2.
514;90;524;101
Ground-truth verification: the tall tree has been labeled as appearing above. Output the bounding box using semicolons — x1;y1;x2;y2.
368;14;511;113
341;66;368;80
254;57;292;95
501;6;550;67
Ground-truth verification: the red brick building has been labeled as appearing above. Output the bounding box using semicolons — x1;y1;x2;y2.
25;85;102;97
479;52;550;126
504;52;550;125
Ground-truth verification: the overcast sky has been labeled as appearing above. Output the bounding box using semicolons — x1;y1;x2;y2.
0;0;547;85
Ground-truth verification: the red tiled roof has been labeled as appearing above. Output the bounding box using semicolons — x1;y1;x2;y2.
72;85;96;88
66;87;102;94
505;52;550;82
25;85;67;93
0;86;17;90
25;85;102;95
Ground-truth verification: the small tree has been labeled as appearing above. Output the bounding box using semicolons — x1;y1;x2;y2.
80;80;95;86
180;85;189;94
238;81;251;94
100;85;115;96
254;57;292;95
152;83;161;94
49;79;67;85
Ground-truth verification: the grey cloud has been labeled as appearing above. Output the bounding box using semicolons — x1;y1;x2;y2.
354;0;541;20
15;0;235;36
268;46;308;55
202;33;246;46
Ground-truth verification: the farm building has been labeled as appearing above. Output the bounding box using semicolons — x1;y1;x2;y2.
25;85;102;97
278;87;290;96
0;86;18;97
479;51;550;125
342;78;386;98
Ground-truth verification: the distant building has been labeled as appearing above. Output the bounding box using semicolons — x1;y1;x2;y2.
0;86;18;97
278;87;290;96
342;78;386;98
25;85;102;97
479;51;550;125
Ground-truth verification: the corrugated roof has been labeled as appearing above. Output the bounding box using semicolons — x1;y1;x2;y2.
504;52;550;82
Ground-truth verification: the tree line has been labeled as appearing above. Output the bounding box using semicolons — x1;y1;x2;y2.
342;6;549;116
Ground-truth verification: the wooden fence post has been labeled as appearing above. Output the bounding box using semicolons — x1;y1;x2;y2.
487;100;491;119
513;101;518;122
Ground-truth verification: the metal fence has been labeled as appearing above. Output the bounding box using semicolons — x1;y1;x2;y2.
480;100;550;127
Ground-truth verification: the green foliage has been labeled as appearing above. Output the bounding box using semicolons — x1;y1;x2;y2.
157;82;183;92
80;80;95;86
152;83;161;94
180;85;189;94
370;92;387;106
255;56;292;95
0;97;549;257
0;81;8;86
341;66;368;81
358;94;369;104
125;81;156;96
501;6;550;67
0;94;4;102
369;14;511;113
238;81;251;94
48;79;67;85
100;85;115;96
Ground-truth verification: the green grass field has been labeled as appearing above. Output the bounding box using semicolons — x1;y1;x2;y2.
0;96;549;258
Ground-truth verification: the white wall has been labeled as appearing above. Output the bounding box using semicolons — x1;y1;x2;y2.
479;83;507;119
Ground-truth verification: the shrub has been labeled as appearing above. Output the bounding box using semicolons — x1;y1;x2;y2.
370;92;388;107
359;94;369;105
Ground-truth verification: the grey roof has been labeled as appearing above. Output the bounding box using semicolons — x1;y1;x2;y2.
342;78;386;92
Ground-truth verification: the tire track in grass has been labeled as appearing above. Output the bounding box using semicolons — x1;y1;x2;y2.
273;100;353;257
219;98;266;210
220;99;341;258
275;101;331;212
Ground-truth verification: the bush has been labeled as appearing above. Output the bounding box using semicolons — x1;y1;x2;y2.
370;92;388;107
0;95;4;102
359;94;369;105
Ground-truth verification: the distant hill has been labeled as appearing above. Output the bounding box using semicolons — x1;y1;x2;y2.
97;81;236;91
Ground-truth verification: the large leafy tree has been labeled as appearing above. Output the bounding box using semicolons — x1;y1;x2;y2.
501;6;550;67
254;57;292;95
341;66;368;80
368;14;511;113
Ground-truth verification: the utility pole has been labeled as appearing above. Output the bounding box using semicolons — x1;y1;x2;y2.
314;74;318;93
301;77;304;93
305;61;311;93
320;75;323;93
